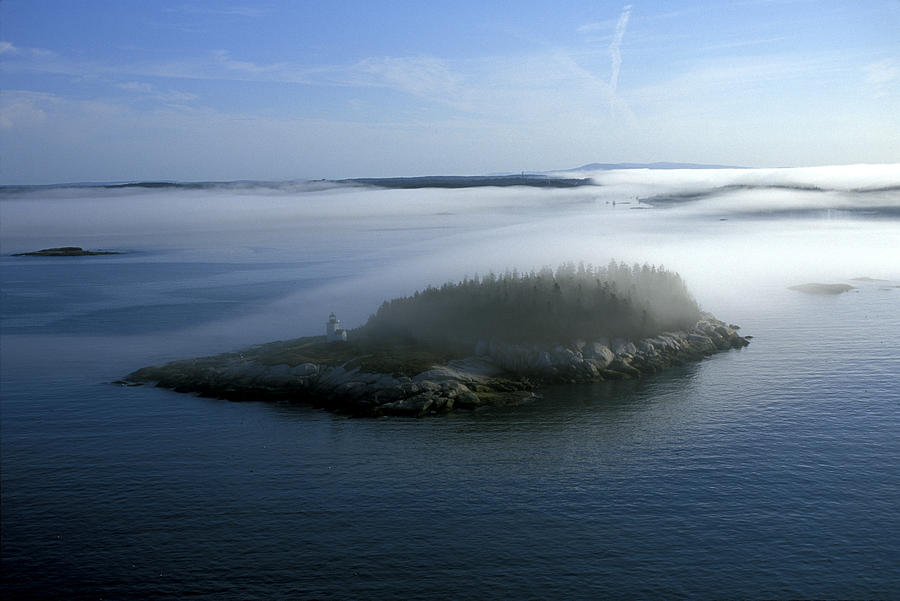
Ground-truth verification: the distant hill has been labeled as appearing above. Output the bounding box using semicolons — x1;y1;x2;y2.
562;162;741;172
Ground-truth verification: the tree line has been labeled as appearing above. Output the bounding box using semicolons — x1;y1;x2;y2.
355;261;701;351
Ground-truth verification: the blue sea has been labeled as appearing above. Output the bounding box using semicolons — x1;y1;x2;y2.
2;170;899;599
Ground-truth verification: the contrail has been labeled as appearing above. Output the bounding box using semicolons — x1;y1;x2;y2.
609;4;632;114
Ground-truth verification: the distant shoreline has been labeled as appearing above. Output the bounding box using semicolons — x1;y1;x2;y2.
339;174;594;189
0;162;746;190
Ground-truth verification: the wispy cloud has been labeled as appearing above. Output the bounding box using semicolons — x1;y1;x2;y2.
211;50;288;74
608;4;632;116
700;36;789;51
117;81;199;102
577;18;619;34
0;40;56;58
161;4;273;18
117;81;156;93
627;52;857;121
0;90;56;129
2;35;643;132
349;56;466;108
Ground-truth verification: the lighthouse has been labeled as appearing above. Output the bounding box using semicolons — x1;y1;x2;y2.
326;312;348;342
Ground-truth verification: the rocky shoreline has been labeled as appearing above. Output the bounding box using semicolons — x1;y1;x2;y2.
125;314;750;417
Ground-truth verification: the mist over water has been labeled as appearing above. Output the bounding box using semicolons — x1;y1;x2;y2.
2;165;899;599
2;165;897;351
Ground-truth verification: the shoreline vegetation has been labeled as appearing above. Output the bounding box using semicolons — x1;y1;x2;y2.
126;262;751;416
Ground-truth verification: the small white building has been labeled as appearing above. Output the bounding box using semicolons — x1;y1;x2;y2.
326;312;348;342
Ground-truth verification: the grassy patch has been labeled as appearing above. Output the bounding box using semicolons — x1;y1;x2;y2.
243;336;458;377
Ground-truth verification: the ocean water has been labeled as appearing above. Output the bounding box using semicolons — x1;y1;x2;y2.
2;171;899;599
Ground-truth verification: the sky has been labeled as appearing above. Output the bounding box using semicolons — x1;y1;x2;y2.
0;0;898;184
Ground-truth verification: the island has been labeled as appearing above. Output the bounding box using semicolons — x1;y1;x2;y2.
126;262;751;416
788;283;856;295
12;246;121;257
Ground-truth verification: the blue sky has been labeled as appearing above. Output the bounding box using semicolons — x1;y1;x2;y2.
1;0;897;184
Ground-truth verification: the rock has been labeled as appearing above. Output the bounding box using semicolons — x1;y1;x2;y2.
599;369;629;380
610;358;641;378
333;381;369;400
453;390;482;409
731;336;750;348
263;363;292;381
292;363;319;377
687;334;716;353
370;373;401;390
533;351;553;370
638;340;656;354
577;360;600;380
583;342;615;367
551;346;581;367
376;396;430;416
714;325;734;338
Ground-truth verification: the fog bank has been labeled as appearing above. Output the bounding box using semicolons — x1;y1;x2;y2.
2;164;897;345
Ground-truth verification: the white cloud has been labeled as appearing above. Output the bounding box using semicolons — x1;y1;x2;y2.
117;81;156;93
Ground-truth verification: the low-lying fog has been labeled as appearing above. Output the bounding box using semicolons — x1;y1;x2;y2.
2;164;897;349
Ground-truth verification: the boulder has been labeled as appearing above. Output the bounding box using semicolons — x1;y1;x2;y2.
533;351;553;370
610;358;641;378
292;363;319;377
551;346;581;367
453;390;483;409
376;395;435;416
583;342;615;367
687;334;716;353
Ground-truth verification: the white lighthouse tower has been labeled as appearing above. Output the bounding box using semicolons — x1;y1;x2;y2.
326;312;347;342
